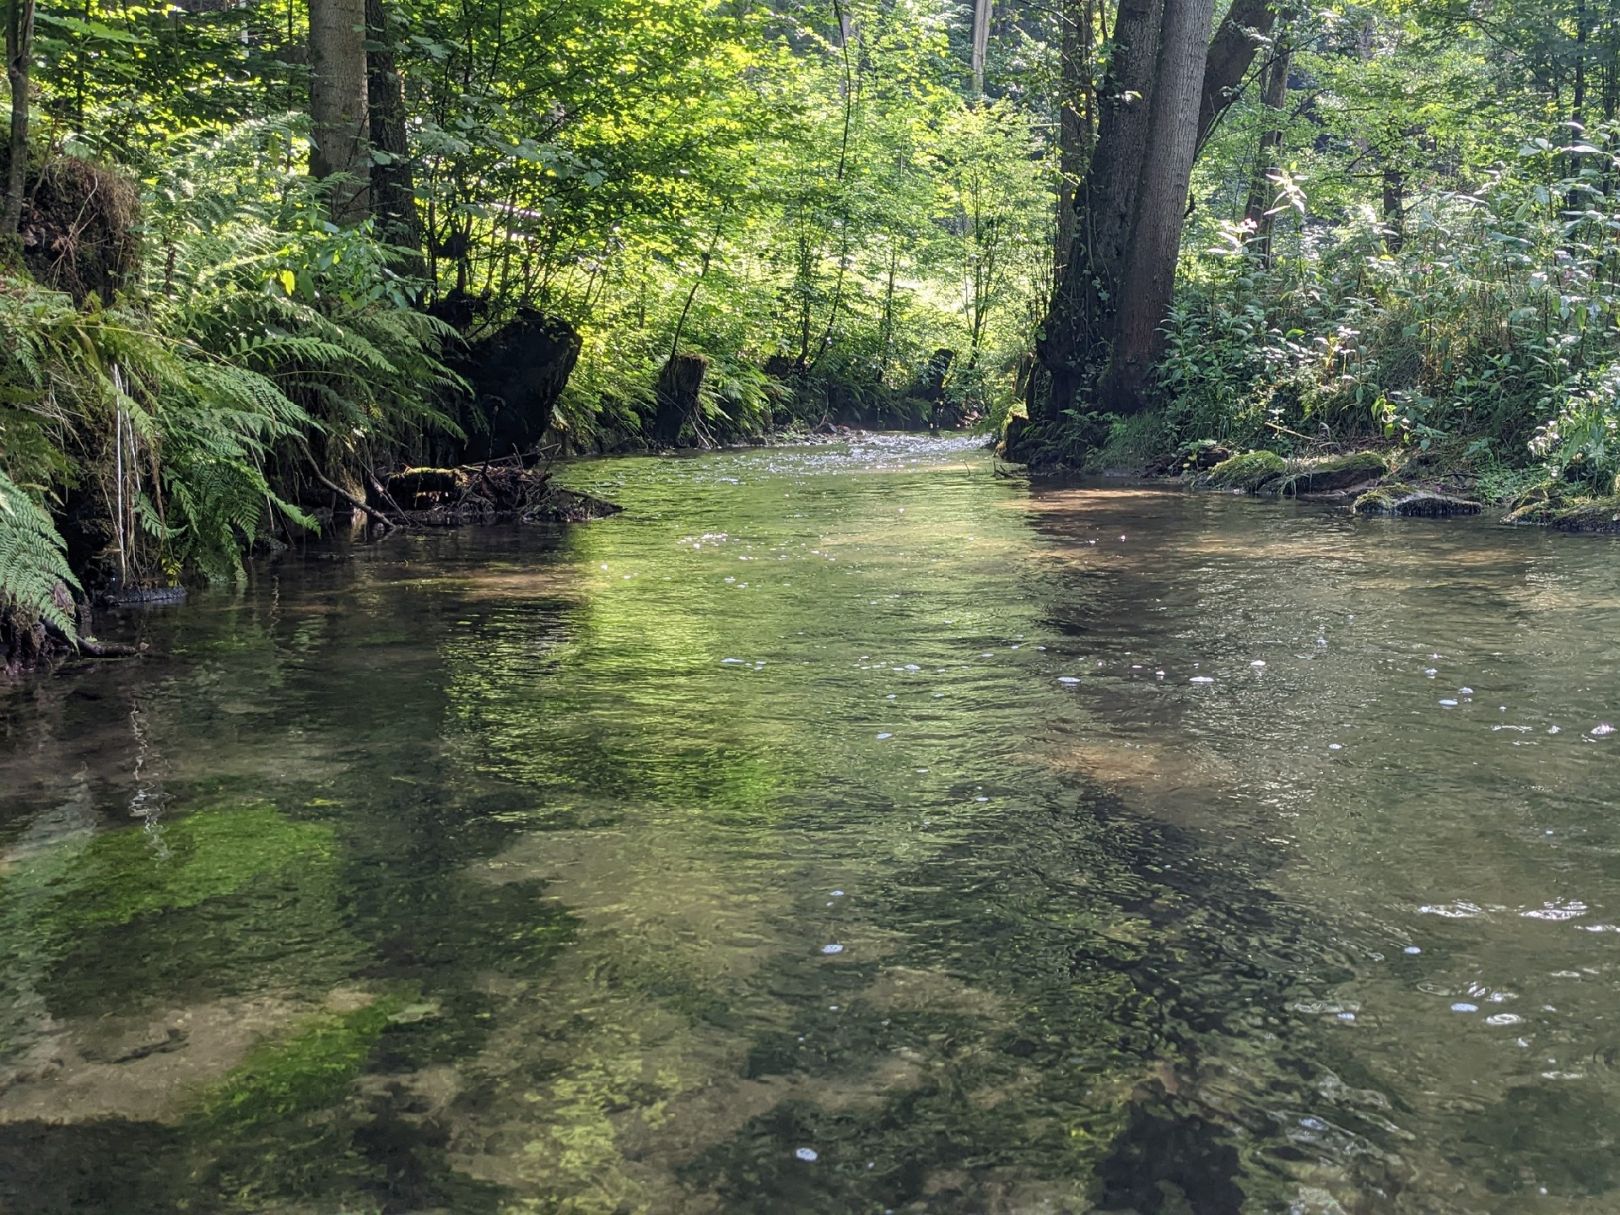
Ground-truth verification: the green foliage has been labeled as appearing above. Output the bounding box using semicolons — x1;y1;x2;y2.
1165;121;1620;495
0;133;456;594
0;469;79;634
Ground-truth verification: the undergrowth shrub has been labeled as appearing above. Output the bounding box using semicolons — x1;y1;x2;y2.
1160;125;1620;496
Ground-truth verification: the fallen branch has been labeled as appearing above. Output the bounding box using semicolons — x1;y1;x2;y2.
303;453;398;532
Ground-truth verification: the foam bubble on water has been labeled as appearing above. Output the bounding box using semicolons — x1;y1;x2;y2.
820;943;844;955
1190;676;1215;684
1424;668;1438;677
1451;1002;1478;1013
795;1148;819;1162
1439;699;1459;707
1459;686;1474;695
876;732;893;740
830;890;844;897
1329;743;1344;751
1251;660;1266;668
1057;676;1081;685
721;657;746;664
1593;722;1616;737
1404;945;1422;955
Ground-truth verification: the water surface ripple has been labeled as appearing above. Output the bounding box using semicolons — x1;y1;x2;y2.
2;434;1618;1213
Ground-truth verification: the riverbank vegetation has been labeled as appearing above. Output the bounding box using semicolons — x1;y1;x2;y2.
4;0;1620;660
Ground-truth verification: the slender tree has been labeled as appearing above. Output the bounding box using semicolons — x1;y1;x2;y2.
3;0;34;241
1242;40;1290;266
971;0;992;96
366;0;422;264
310;0;370;224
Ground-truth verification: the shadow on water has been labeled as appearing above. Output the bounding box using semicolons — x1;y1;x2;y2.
2;438;1619;1212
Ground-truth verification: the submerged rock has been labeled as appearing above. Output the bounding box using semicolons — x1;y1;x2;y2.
1352;486;1482;517
1505;494;1620;533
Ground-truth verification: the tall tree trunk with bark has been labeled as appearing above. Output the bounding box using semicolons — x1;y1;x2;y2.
1055;0;1095;274
1036;0;1165;425
3;0;34;242
1195;0;1277;154
1027;0;1270;454
1098;0;1217;411
366;0;422;264
310;0;370;224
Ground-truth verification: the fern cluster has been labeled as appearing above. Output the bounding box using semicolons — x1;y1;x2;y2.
0;470;79;635
0;122;459;617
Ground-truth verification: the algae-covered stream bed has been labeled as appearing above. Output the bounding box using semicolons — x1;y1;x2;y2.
2;434;1619;1213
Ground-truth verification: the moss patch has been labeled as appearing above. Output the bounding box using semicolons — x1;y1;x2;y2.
1506;494;1620;532
1204;450;1287;492
1352;484;1482;517
1273;451;1388;496
187;996;402;1136
51;806;335;933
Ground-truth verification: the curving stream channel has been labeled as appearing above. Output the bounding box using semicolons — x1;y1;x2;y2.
2;434;1619;1214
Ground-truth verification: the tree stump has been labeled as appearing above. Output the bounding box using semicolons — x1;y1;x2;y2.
653;353;709;447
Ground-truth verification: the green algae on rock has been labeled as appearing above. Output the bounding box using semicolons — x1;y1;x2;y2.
1203;450;1287;492
1352;484;1482;517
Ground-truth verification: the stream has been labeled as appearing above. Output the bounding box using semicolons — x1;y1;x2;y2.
2;434;1619;1213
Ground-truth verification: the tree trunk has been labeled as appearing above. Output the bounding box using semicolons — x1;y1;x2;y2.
310;0;370;224
1055;0;1095;274
1195;0;1277;155
653;354;709;447
366;0;421;264
971;0;992;96
3;0;34;241
1099;0;1216;411
1382;163;1406;253
1038;0;1165;420
1241;44;1290;265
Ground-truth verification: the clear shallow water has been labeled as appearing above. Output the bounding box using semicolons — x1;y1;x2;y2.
2;434;1619;1213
